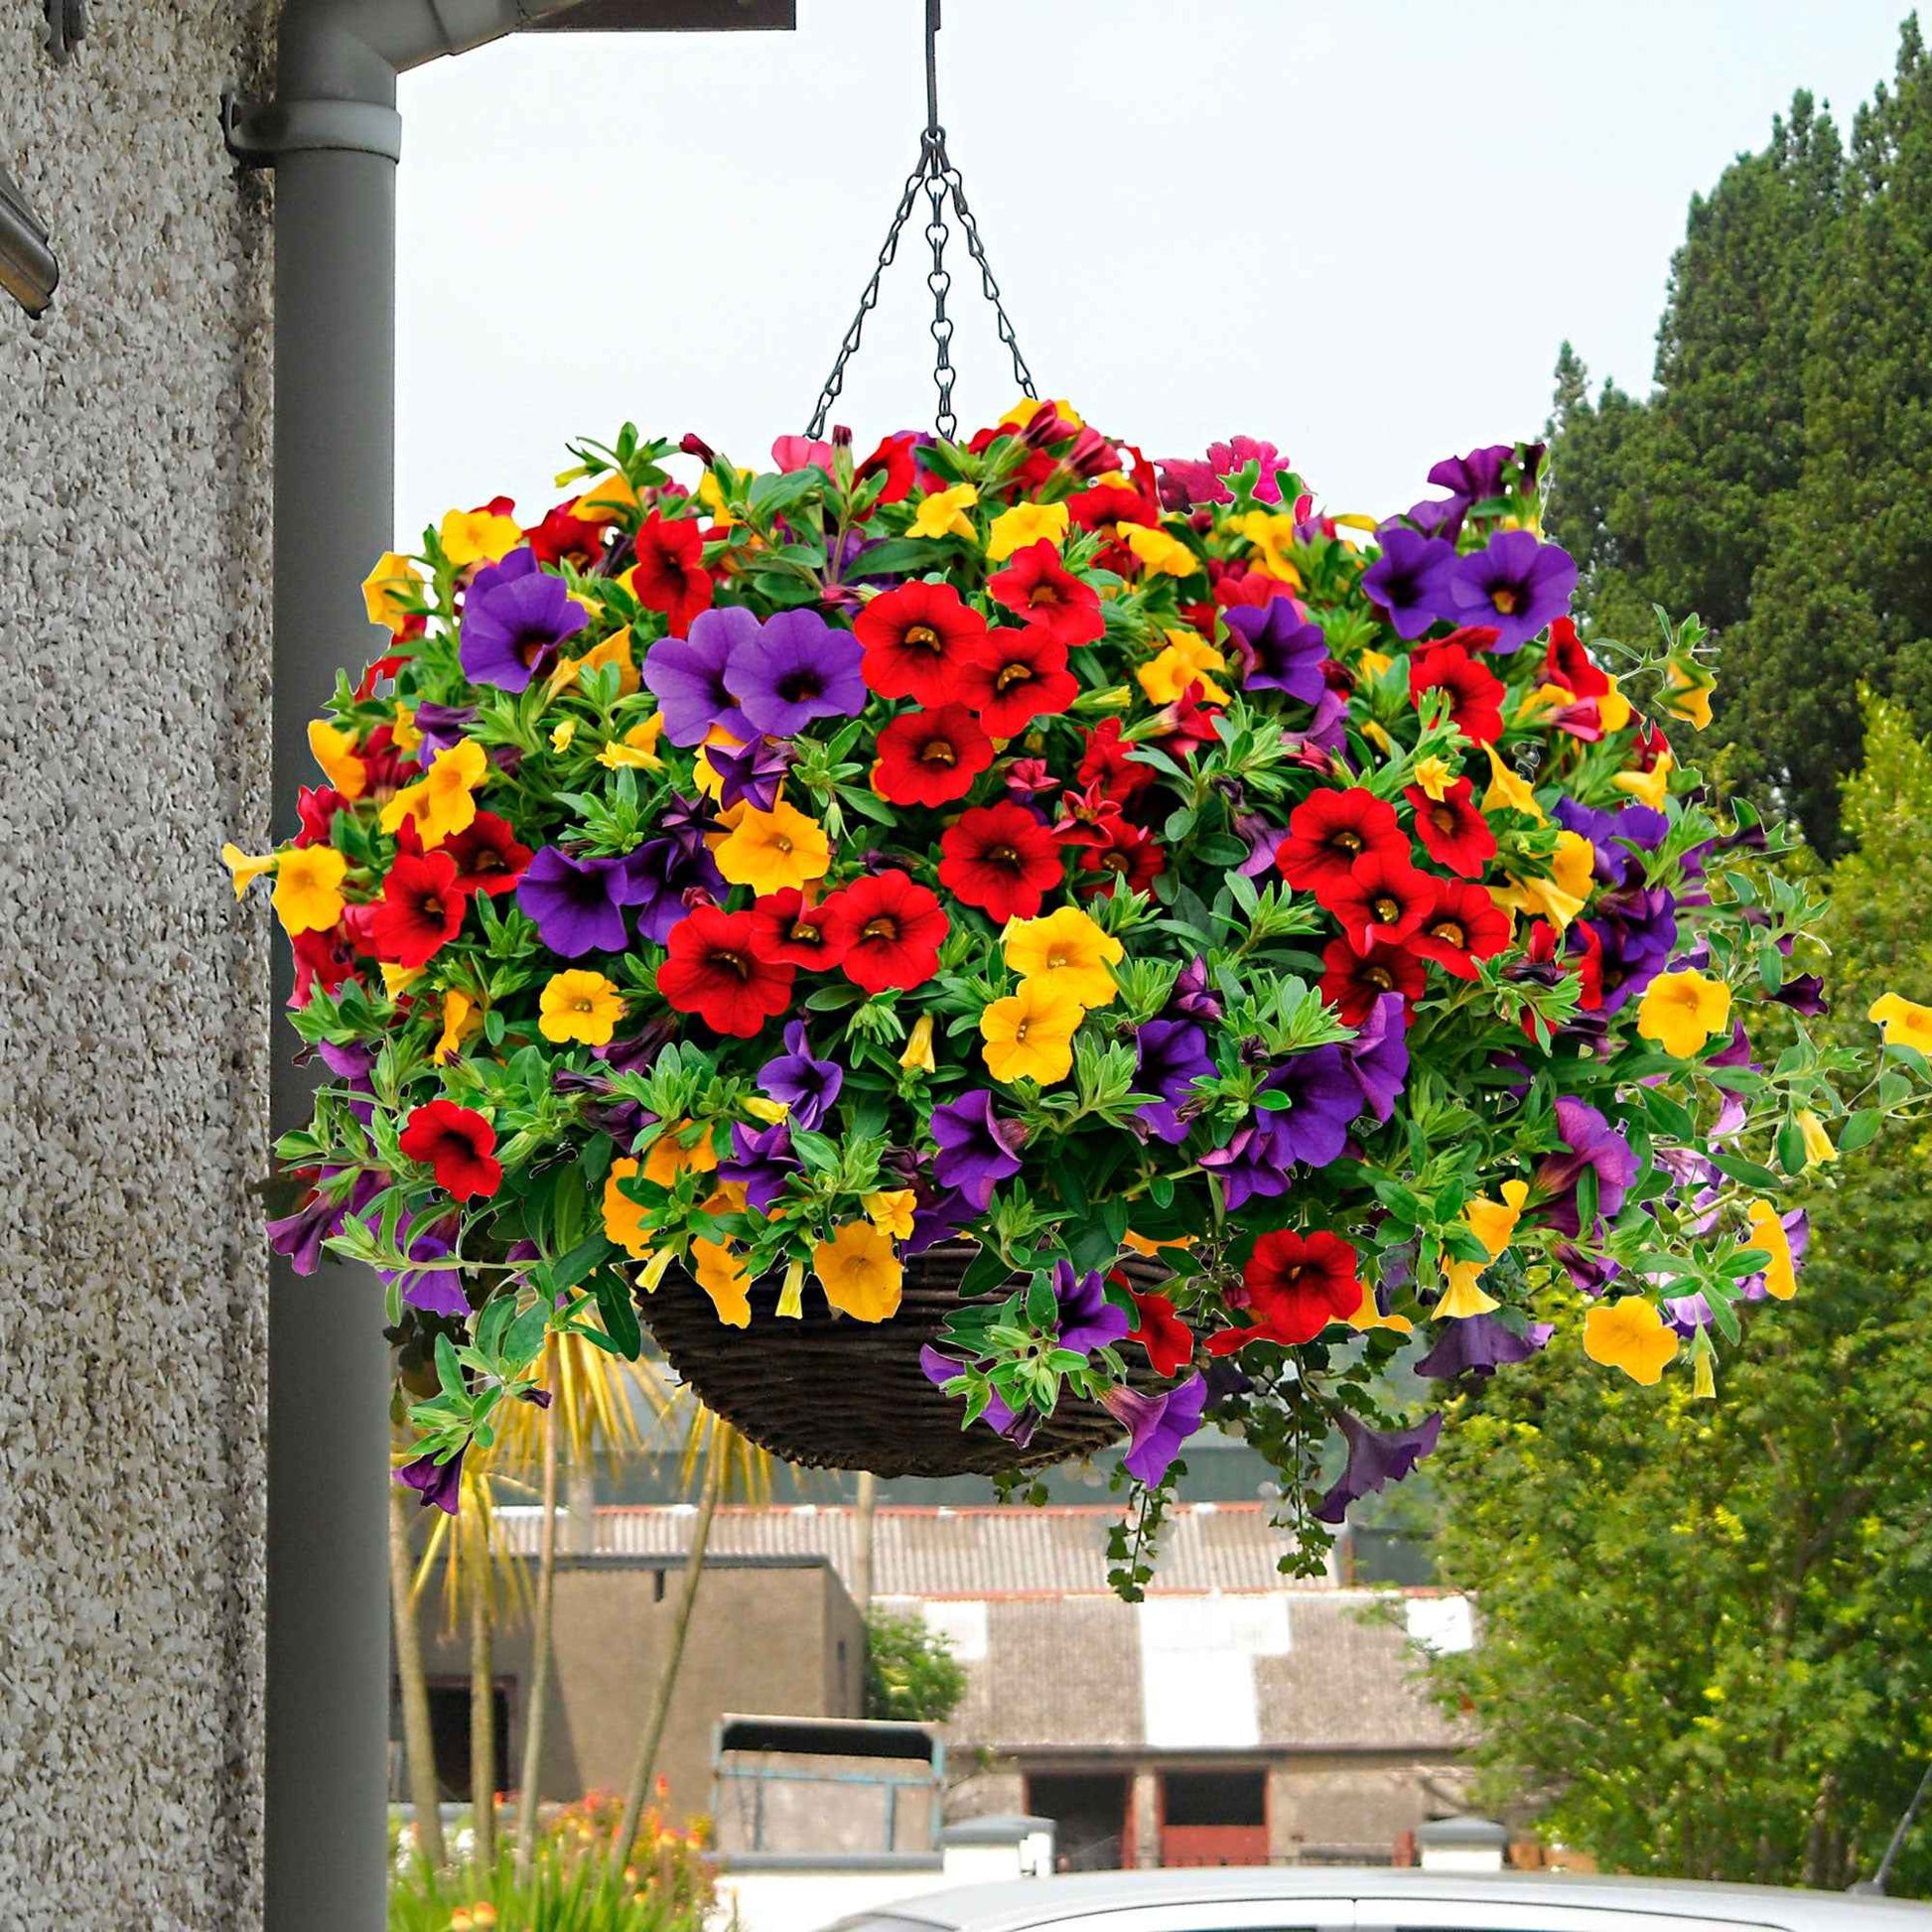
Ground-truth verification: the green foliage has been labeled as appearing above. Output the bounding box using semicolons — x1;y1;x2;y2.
863;1606;968;1725
1547;20;1932;855
1417;700;1932;1892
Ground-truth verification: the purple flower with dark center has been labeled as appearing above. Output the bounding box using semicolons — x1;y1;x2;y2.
517;846;631;957
396;1446;465;1514
411;702;477;759
1135;1017;1214;1144
619;836;726;945
1416;1314;1554;1380
375;1211;466;1317
1535;1097;1637;1239
758;1022;844;1131
719;1120;798;1214
642;605;757;746
1224;600;1327;705
1428;444;1512;503
1258;1044;1364;1168
1343;993;1410;1124
723;608;866;737
1103;1374;1208;1485
1447;531;1577;652
930;1091;1025;1209
919;1343;1025;1438
460;548;589;692
1053;1260;1132;1355
1312;1410;1444;1524
707;736;793;812
1172;956;1223;1022
1403;497;1467;544
1772;973;1828;1017
1583;884;1678;1014
1361;527;1456;640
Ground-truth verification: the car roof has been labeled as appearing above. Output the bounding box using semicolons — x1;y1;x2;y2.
839;1867;1932;1932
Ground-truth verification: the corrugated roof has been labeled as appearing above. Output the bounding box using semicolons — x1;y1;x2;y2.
1253;1596;1471;1751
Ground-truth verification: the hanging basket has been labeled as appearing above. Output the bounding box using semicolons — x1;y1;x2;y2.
640;1243;1172;1476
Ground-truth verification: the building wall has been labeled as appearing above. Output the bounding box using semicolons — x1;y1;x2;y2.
0;3;275;1926
1268;1753;1472;1862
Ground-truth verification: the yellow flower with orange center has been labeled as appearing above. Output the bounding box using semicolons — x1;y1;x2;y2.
713;799;830;895
538;969;624;1047
271;845;347;935
1118;522;1199;579
379;738;489;848
360;550;423;632
1583;1297;1680;1386
1137;628;1230;706
906;483;980;543
986;500;1070;562
1635;969;1731;1059
439;506;522;568
812;1220;903;1322
1003;905;1123;1011
980;978;1084;1086
1869;992;1932;1054
863;1189;917;1240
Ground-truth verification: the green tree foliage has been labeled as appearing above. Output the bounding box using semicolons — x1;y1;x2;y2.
1547;19;1932;855
863;1607;968;1725
1419;700;1932;1890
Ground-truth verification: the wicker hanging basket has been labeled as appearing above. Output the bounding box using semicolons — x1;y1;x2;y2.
640;1242;1172;1477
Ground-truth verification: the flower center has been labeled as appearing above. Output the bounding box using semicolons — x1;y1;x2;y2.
1015;1019;1032;1042
569;994;595;1015
920;741;957;768
987;843;1020;867
1491;588;1519;616
862;915;899;943
1333;830;1363;855
415;892;446;923
1365;964;1393;991
713;948;752;981
1432;919;1467;947
1047;950;1069;969
995;662;1034;694
776;670;823;704
787;919;820;944
903;623;942;653
774;835;793;855
1373;895;1402;923
1430;805;1456;835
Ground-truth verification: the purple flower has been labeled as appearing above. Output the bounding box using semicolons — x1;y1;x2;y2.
1233;809;1287;879
929;1091;1025;1209
1172;956;1223;1022
1312;1410;1444;1524
267;1170;383;1275
1361;527;1456;641
1428;444;1512;503
642;605;757;746
1447;531;1577;653
1104;1374;1208;1486
517;846;632;957
919;1344;1024;1439
1583;884;1678;1014
619;836;726;945
1198;1113;1297;1212
1259;1044;1363;1168
719;1120;798;1214
1772;973;1828;1017
459;548;589;693
723;608;866;737
1535;1097;1638;1239
905;1186;978;1254
1053;1260;1131;1356
707;735;792;812
1416;1314;1554;1380
1554;798;1669;891
1224;600;1327;705
758;1022;844;1131
411;702;477;759
396;1446;465;1515
1343;994;1410;1125
316;1037;379;1083
1403;497;1467;544
1135;1017;1214;1144
375;1212;465;1318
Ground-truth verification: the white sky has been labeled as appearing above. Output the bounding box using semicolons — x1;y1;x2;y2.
397;0;1911;539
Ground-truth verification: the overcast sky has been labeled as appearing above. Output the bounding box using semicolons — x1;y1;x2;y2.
396;0;1912;537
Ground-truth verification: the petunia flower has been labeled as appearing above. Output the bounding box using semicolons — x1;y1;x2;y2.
1415;1311;1554;1381
1321;936;1426;1027
396;1445;465;1515
854;580;985;704
1134;1017;1214;1144
929;1090;1025;1207
1053;1259;1132;1355
823;870;948;994
1868;991;1932;1053
906;483;981;543
1224;599;1327;706
1325;852;1437;953
713;799;831;897
362;550;424;632
272;845;348;936
987;540;1105;647
441;812;531;897
642;605;757;746
1003;905;1123;1010
748;888;846;973
1406;878;1513;981
938;803;1064;922
722;607;866;737
1582;1297;1679;1384
1409;639;1505;743
986;500;1070;562
1404;777;1495;879
620;835;727;945
459;547;589;692
379;739;489;850
1361;527;1455;639
1278;787;1408;902
919;1343;1024;1438
705;735;791;813
719;1119;799;1214
1312;1411;1444;1523
1102;1374;1207;1486
757;1022;844;1131
874;704;996;807
624;510;712;637
1447;531;1577;653
1172;955;1223;1022
955;626;1080;737
1123;1285;1195;1377
398;1098;502;1201
1428;443;1512;504
812;1220;903;1321
980;978;1084;1086
307;719;368;800
1341;992;1410;1122
517;846;632;958
1208;1229;1361;1352
538;969;625;1046
657;904;795;1037
1258;1044;1365;1167
372;850;469;969
1635;969;1731;1058
1534;1096;1637;1238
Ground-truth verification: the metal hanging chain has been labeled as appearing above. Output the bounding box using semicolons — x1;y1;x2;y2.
804;0;1036;443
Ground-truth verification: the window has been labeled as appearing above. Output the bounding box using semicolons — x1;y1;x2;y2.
1026;1771;1132;1871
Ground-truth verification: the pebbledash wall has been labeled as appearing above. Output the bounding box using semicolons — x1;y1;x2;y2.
2;3;277;1924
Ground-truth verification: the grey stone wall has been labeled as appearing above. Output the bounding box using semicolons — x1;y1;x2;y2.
1;3;275;1923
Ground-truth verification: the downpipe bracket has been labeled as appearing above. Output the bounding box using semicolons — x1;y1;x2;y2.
222;90;403;166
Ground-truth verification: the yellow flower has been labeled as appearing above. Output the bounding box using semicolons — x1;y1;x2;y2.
379;738;489;848
550;718;577;753
1003;905;1123;1010
1583;1297;1680;1386
308;720;368;801
1796;1108;1837;1168
641;1118;720;1188
999;396;1083;430
986;500;1071;563
1869;992;1932;1054
713;799;830;896
864;1189;917;1240
1492;829;1594;931
271;845;347;935
1516;681;1576;722
1235;510;1303;585
1613;746;1675;810
1665;660;1715;730
1596;677;1633;733
221;843;276;898
1692;1332;1718;1401
697;470;741;529
775;1258;808;1318
1347;1278;1413;1334
380;962;422;999
980;978;1084;1085
1466;1178;1529;1259
551;627;640;701
1356;647;1394;681
434;989;482;1064
599;713;667;772
602;1161;654;1259
743;1096;790;1126
1118;522;1199;578
1410;755;1455;803
1436;1257;1499;1320
1137;628;1230;705
360;551;423;632
812;1220;903;1322
576;471;638;524
1481;744;1545;822
538;969;624;1046
906;483;981;543
439;506;522;568
1123;1230;1194;1257
898;1013;936;1073
1636;969;1731;1059
691;1236;753;1327
1745;1198;1797;1301
391;703;423;756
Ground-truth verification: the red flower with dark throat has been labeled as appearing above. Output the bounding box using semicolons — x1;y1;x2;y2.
988;540;1106;647
1403;777;1496;878
1545;617;1609;698
524;500;606;569
1068;481;1157;535
1207;1229;1361;1352
858;432;918;503
658;904;796;1036
748;888;847;971
372;850;470;968
1077;717;1157;805
1319;934;1427;1025
1325;852;1436;952
823;870;949;994
1078;819;1167;896
1409;641;1506;744
938;802;1064;922
441;811;532;897
1405;878;1513;980
398;1099;502;1202
1278;787;1408;902
627;511;713;638
854;580;985;706
955;626;1079;738
874;704;996;807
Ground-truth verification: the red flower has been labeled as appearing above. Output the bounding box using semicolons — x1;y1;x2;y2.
1545;616;1609;697
399;1099;502;1201
1077;819;1167;896
441;811;532;897
295;784;347;847
1409;641;1506;744
354;652;414;701
627;510;712;638
938;802;1064;922
1403;777;1496;879
1077;717;1156;804
658;904;796;1036
874;704;996;808
954;627;1079;738
1206;1229;1360;1352
1052;779;1128;851
291;924;358;1006
1119;1280;1195;1377
524;499;607;568
854;581;985;706
1150;679;1224;760
824;870;949;994
857;432;917;504
1319;934;1426;1026
1068;481;1157;534
1325;852;1437;952
1212;567;1300;612
1278;787;1408;902
1405;878;1513;980
372;850;470;968
988;540;1105;648
748;888;848;971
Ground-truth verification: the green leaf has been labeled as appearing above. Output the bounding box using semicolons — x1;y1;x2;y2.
589;1268;642;1360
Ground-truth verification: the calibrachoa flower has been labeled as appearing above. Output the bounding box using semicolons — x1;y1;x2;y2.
238;413;1911;1561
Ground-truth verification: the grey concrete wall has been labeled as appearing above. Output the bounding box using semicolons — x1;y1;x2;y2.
1;3;275;1924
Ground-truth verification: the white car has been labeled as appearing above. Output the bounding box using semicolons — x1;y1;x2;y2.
826;1868;1932;1932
